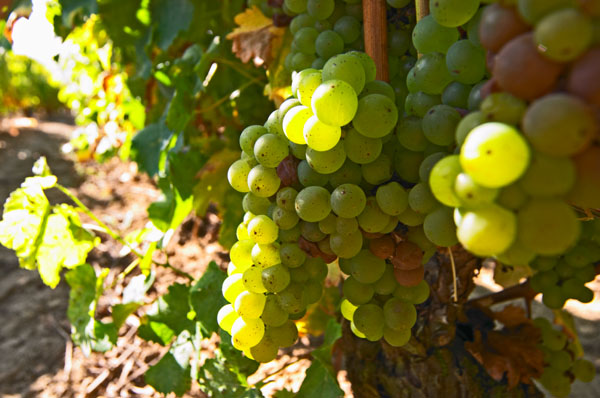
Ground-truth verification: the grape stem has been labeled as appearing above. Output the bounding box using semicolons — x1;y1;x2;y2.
363;0;389;81
448;247;458;303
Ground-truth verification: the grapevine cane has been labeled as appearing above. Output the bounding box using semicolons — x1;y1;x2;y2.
415;0;429;22
362;0;389;81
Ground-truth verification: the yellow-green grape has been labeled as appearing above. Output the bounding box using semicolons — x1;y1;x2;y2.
228;159;252;193
429;155;462;207
534;8;592;62
457;204;517;256
318;212;337;234
247;215;279;244
276;187;298;211
374;265;398;295
268;320;299;348
460;122;530;188
341;298;357;321
295;186;332;222
222;273;245;303
279;242;306;268
243;266;267;294
230;239;255;270
383;298;417;330
235;291;267;319
423;207;459;247
303;280;324;304
311;79;358;127
358;197;391;233
393;280;430;304
303;115;342;151
231;317;265;348
397;208;426;227
352;94;399;139
251;243;281;268
262;264;291;293
236;222;250;241
383;327;411;347
249;335;279;363
353;304;385;341
572;358;595;383
350;321;366;338
243;192;271;215
283;105;312;144
227;262;239;276
343;276;374;305
296;70;323;107
261;294;289;327
277;283;305;314
217;304;237;334
240;125;267;156
248;164;281;197
349;249;386;284
454;172;499;207
375;182;409;216
330;229;363;258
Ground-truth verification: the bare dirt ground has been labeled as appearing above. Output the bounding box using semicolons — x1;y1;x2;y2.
0;116;598;398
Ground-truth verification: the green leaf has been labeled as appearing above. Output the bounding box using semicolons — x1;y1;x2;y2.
148;183;193;233
151;0;194;50
131;120;174;176
166;88;194;133
112;302;141;329
147;283;195;335
168;150;207;200
190;262;227;336
296;360;344;398
138;320;176;345
193;148;240;216
145;352;192;396
198;358;263;398
218;190;245;250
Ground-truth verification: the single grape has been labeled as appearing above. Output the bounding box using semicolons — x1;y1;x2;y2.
412;15;459;54
344;127;382;164
305;140;346;174
303;115;341;151
422;104;461;146
243;266;268;294
330;229;363;258
240;125;267;156
429;0;481;27
295;186;332;222
252;243;282;268
228;159;252;193
383;298;417;330
322;53;366;94
231;317;265;348
217;304;237;334
283;105;312;144
457;204;517;256
353;304;385;340
311;79;358;126
248;164;281;197
429;155;462;207
454;172;499;207
352;94;399;139
262;264;291;293
424;207;458;247
358;197;391;233
235;291;267;319
343;276;374;305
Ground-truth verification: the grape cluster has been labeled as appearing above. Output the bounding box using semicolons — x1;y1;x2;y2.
534;317;595;397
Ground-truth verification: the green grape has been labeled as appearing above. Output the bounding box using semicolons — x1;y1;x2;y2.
240;125;267;156
223;273;246;304
243;266;268;293
330;183;366;218
408;183;438;214
318;212;337;234
455;111;485;146
290;13;317;35
522;94;596;157
497;183;528;210
303;115;342;151
273;206;300;229
276;187;298;211
296;70;323;107
235;291;267;319
252;243;281;268
539;367;571;397
336;216;359;234
460;122;530;188
311;79;358;127
442;81;471;109
480;92;527;126
277;283;305;314
517;0;575;25
261;295;288;327
376;182;409;216
243;193;271;216
572;358;595;383
466;8;483;46
383;298;417;330
467;80;487;111
333;15;361;44
350;321;366;337
398;207;426;227
352;94;399;138
279;242;306;268
419;152;446;183
283;105;311;144
279;224;302;242
349;249;386;284
298;159;329;186
295;186;332;222
517;198;580;255
394;148;423;184
330;229;363;258
564;240;600;268
347;51;377;82
497;239;537;265
262;264;291;293
344;127;382;164
374;264;398;295
304;279;324;304
358;197;391;233
380;217;399;234
341;298;357;320
405;91;442;117
305;256;328;280
228;159;252;193
247;215;279;244
562;278;594;303
429;0;481;27
530;270;559;292
412;15;459;54
268;320;299;347
285;0;308;14
353;304;385;340
446;40;486;85
518;152;575;197
290;142;307;159
231;317;265;349
422;104;461;146
230;240;255;269
243;211;256;226
389;28;411;57
289;263;310;283
315;30;344;59
406;52;453;95
307;0;335;20
218;304;237;334
329;159;362;187
322;53;366;94
424;207;458;247
393;280;430;304
343;276;375;305
457;204;517;256
429;154;462;207
543;285;567;309
249;335;278;363
535;8;592;62
265;109;284;136
454;172;499;207
541;326;567;351
531;256;559;272
248;165;281;198
293;27;318;54
383;327;411;347
361;80;396;101
306;141;346;174
396;117;427;152
292;68;317;96
301;221;327;242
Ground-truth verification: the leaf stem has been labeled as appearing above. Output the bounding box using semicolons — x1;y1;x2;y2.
448;246;458;303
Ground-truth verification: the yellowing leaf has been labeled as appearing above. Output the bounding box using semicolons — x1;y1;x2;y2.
226;6;285;66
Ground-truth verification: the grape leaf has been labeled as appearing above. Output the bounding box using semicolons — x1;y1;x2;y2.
197;358;263;398
193;148;240;216
218;189;245;250
145;331;195;397
148;283;195;335
131;119;174;177
150;0;194;51
190;262;227;336
226;6;286;66
138;320;176;345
